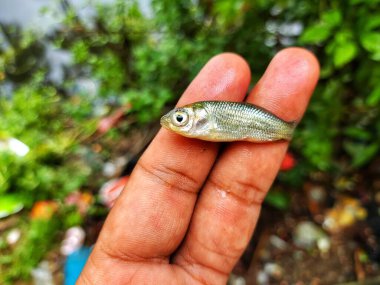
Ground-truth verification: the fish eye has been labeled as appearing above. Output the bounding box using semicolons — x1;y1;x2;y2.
171;110;189;127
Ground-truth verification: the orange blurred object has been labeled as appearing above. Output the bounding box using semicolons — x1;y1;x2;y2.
30;201;58;220
65;192;94;214
323;196;367;233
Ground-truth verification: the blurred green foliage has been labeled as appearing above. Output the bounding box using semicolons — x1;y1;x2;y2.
0;76;93;204
2;219;60;281
1;0;380;282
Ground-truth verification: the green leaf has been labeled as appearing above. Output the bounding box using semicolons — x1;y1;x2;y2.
213;0;245;29
0;194;24;219
361;32;380;54
362;15;380;31
299;10;342;45
265;191;290;210
299;23;331;44
321;10;342;27
344;126;372;140
333;42;358;67
348;0;380;5
349;0;365;5
320;62;334;78
344;141;380;168
366;85;380;106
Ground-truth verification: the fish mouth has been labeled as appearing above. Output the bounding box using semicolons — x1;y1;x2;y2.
160;114;171;129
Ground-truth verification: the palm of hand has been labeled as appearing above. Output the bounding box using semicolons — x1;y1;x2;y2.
78;48;319;285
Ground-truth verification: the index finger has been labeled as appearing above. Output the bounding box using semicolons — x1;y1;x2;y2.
81;53;251;276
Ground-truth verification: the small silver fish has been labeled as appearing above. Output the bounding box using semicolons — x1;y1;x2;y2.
160;101;297;142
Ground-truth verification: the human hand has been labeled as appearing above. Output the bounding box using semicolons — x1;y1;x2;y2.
77;48;319;284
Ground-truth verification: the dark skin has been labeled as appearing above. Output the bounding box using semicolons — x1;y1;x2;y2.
77;47;320;284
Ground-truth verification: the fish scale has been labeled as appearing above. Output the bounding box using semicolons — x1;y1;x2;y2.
203;101;295;142
160;101;297;142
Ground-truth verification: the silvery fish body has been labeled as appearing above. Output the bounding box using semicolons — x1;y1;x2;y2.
160;101;296;142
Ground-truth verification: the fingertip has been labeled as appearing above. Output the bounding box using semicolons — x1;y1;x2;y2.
179;52;251;105
273;47;320;84
249;47;320;121
214;52;252;80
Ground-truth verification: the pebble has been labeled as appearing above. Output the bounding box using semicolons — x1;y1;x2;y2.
257;270;269;285
269;235;288;250
264;263;284;279
60;226;86;256
31;261;54;285
293;221;327;250
6;228;21;245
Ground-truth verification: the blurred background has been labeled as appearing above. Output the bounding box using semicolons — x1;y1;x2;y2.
1;0;380;284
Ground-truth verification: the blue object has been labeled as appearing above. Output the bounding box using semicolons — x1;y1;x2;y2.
64;246;92;285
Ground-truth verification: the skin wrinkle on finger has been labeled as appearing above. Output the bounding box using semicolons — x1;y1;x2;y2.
78;53;251;285
198;189;258;255
210;140;286;199
173;48;320;283
175;191;261;284
209;142;271;206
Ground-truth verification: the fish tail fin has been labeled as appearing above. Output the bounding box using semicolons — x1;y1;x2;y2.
279;120;298;141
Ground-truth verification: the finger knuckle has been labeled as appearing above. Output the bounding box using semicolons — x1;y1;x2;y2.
136;160;201;195
208;175;267;206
